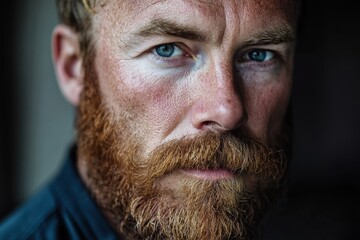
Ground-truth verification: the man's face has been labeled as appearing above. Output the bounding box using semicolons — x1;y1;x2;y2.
77;0;295;239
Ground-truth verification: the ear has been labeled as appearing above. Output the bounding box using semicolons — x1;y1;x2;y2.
52;24;83;106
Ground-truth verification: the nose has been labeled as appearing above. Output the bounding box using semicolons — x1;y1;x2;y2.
190;63;246;132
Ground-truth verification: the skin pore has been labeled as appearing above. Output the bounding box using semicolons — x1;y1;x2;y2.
57;0;296;239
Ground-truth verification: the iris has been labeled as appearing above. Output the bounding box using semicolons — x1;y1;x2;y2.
155;44;175;57
248;49;272;62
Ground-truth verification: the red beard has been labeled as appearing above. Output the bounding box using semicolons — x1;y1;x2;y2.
76;63;288;240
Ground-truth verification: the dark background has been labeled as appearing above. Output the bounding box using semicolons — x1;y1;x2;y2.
1;1;359;239
264;0;360;238
0;1;17;220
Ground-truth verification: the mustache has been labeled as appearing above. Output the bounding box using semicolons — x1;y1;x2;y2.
134;132;287;184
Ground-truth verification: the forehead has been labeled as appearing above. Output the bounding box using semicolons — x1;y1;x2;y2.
97;0;296;24
99;0;295;11
93;0;296;48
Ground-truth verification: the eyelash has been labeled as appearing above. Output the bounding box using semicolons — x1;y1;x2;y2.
148;43;192;66
147;43;283;71
152;43;185;57
236;49;283;71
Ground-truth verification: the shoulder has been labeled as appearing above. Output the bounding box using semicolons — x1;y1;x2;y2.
0;146;119;240
0;186;62;239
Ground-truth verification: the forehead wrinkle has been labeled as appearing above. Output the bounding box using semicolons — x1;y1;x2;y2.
110;0;219;17
120;0;167;11
130;0;168;14
197;0;222;6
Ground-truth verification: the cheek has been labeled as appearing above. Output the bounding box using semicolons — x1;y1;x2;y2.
132;81;183;136
96;55;190;141
244;79;291;142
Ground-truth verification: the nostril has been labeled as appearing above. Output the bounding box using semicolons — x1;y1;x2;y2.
200;120;229;131
200;121;217;130
202;121;213;126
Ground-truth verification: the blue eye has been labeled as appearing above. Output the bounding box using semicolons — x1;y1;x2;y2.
155;44;176;57
246;49;274;62
153;43;185;58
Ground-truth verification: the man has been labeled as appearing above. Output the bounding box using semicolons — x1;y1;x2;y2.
0;0;298;239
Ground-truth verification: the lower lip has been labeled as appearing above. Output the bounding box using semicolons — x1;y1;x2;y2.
181;169;234;180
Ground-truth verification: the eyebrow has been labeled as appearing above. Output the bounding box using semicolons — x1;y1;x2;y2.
134;18;209;42
125;18;295;50
240;27;296;49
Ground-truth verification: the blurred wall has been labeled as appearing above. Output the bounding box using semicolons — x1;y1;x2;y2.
12;0;74;202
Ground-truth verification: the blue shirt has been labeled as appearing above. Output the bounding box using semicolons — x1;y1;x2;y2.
0;146;119;240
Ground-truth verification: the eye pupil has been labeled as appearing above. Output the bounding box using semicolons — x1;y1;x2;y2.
249;50;267;62
156;44;175;57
